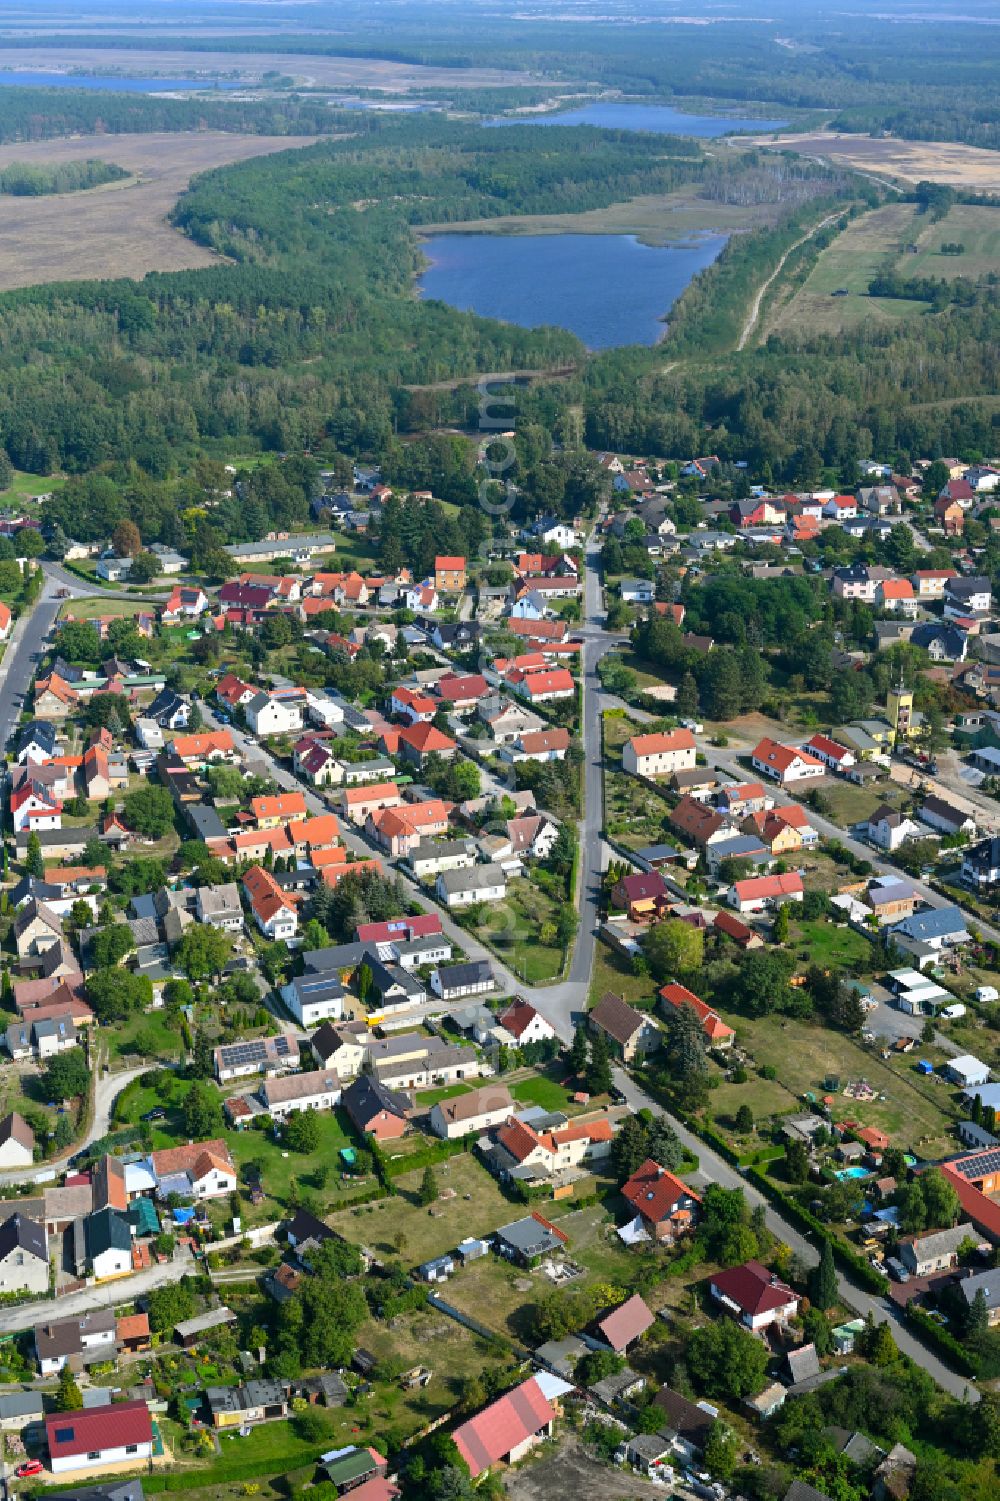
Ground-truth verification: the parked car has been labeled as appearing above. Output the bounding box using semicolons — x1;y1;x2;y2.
141;1107;166;1122
16;1460;44;1477
886;1257;910;1283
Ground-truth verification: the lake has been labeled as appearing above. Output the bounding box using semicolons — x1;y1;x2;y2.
486;101;788;137
0;70;244;94
418;231;726;349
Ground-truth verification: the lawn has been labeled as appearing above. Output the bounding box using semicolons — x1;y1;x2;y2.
769;202;928;336
786;917;872;970
602;711;677;853
510;1072;578;1112
719;1009;960;1155
327;1153;515;1266
59;596;163;621
444;1201;636;1343
107;1010;187;1065
228;1109;364;1214
815;777;905;829
587;940;656;1012
898;203;1000;281
414;1082;472;1106
472;877;565;984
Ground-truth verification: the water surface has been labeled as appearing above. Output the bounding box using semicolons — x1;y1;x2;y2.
486;102;788;136
419;231;726;349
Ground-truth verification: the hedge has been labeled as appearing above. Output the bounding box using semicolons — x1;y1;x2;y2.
383;1136;467;1179
904;1303;979;1377
745;1165;890;1296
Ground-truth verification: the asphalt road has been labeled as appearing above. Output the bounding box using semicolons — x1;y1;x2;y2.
0;595;59;757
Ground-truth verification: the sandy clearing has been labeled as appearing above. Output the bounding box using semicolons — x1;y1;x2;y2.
749;131;1000;193
0;131;317;291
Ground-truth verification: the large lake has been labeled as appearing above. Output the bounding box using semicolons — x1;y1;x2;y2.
0;70;243;93
486;101;788;136
419;231;726;349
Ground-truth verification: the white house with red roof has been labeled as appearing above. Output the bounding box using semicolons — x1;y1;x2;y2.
878;578;917;616
709;1259;799;1330
390;685;437;724
658;983;735;1050
149;1138;237;1200
435;673;489;713
46;1399;153;1473
452;1375;558;1478
623;729;696;778
507;666;575;704
803;733;856;774
161;585;210;623
751;737;825;785
0;601;11;641
621;1158;702;1243
11;782;61;833
728;871;804;913
497;999;556;1047
243;864;298;941
398;721;457;767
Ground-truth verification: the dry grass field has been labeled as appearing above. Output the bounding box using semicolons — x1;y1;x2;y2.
418;187;786;247
0;47;536;93
0;131;316;290
766;202;929;336
754;131;1000;193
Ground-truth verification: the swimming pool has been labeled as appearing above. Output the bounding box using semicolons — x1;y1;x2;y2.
835;1166;870;1181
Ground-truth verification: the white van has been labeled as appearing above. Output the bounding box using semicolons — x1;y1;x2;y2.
976;986;999;1005
941;1003;966;1020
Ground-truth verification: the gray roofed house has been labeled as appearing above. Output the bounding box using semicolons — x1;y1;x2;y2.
196;883;244;931
899;1221;975;1274
40;1483;145;1501
341;1074;411;1136
823;1427;885;1469
363;954;426;1005
534;1334;588;1379
494;1213;567;1265
431;960;495;1002
958;1266;1000;1322
435;863;507;907
303;942;367;973
0;1389;43;1429
0;1212;47;1292
186;803;228;842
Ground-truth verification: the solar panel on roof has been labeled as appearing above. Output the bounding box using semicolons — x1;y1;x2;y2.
55;1427;75;1442
960;1149;1000;1178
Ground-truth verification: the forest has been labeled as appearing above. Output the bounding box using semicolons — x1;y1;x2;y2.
0;158;128;195
0;85;349;142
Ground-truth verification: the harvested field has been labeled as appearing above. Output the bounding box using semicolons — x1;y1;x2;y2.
753;131;1000;193
0;47;537;93
0;131;317;291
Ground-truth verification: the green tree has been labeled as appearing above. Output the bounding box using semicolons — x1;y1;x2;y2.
123;784;175;838
90;923;135;969
643;917;704;981
285;1110;321;1153
85;968;152;1023
664;996;708;1105
772;903;790;945
183;1081;223;1139
43;1047;89;1101
686;1318;768;1399
418;1165;439;1206
176;924;233;981
645;1116;684;1172
809;1240;838;1312
735;1104;754;1134
570;1023;589;1079
56;1366;84;1412
611;1114;650;1183
586;1029;613;1096
147;1281;197;1334
703;1421;739;1481
24;831;43;879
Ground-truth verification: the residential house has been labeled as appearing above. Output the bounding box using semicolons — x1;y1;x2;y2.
728;872;804;914
214;1035;300;1084
35;1310;117;1377
669;794;730;849
452;1376;558;1479
623;729;696;778
436;865;507;908
260;1069;341;1121
659;983;735;1049
890;906;971;964
398;721;457;767
341;1075;410;1141
958;1267;1000;1327
45;1401;153;1474
497;1000;556;1047
429;1084;514;1140
596;1294;655;1354
500;727;571;764
281;971;345;1029
912;569;957;600
0;1214;47;1295
610;870;669;923
920;796;976;838
434;555;466;593
243;865;298;941
493;1212;569;1266
803;734;856;774
149;1140;237;1200
390;686;437;724
86;1209;132;1281
507;667;575;704
934;495;964;535
0;1112;34;1169
195;883;244;933
430;961;495;1002
621;1159;702;1243
751;737;825;785
589;991;661;1063
910;622;967;661
899;1222;975;1276
963;837;1000;891
246;690;306;737
710;1260;799;1329
713;910;764;950
864;877;918;924
171;730;234;767
944;576;992;621
867;805;922;852
340;782;402;825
